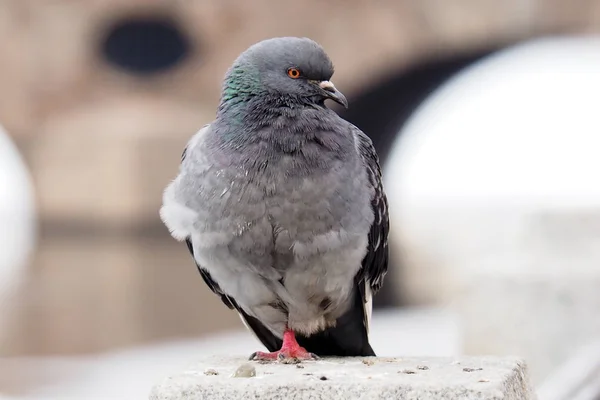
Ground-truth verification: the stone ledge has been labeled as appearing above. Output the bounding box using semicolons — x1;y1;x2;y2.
149;356;535;400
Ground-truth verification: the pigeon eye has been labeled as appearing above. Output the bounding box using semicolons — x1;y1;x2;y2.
287;67;301;79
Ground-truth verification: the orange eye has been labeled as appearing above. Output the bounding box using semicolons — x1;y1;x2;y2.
287;67;301;79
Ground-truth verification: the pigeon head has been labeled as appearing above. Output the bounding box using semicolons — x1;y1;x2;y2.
220;37;348;110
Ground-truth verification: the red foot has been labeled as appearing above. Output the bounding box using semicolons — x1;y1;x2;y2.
249;329;319;363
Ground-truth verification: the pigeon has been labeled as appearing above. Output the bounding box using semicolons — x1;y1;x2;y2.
160;37;389;361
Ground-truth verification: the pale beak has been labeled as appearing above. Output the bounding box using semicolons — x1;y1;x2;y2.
318;80;348;109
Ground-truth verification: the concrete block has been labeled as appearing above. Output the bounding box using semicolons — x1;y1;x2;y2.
149;356;536;400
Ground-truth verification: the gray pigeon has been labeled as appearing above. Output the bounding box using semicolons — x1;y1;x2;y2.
160;37;389;361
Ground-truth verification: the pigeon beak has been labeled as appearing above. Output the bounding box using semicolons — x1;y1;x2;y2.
319;81;348;109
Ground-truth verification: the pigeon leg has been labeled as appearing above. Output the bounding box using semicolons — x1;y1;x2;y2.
249;329;319;362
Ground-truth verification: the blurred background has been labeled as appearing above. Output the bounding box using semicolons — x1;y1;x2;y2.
1;0;600;398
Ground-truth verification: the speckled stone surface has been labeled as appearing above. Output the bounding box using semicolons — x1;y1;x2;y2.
149;356;536;400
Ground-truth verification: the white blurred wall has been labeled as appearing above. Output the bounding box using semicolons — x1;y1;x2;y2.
386;35;600;383
0;124;36;342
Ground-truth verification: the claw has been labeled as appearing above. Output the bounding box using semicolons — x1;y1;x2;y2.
249;349;316;363
249;329;319;363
